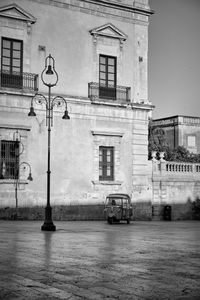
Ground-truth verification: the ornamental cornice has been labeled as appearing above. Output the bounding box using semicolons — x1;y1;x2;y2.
0;3;36;23
153;115;200;127
90;23;127;44
31;0;153;24
0;3;36;34
83;0;154;16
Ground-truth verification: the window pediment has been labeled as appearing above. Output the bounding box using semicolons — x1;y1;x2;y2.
90;23;127;43
0;3;36;24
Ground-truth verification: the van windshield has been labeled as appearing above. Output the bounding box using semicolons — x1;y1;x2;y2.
107;198;122;206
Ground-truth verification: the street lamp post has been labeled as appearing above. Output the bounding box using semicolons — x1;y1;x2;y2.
28;54;70;231
13;130;33;220
14;162;33;219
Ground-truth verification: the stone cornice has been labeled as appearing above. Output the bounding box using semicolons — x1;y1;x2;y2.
153;115;200;127
29;0;153;24
0;124;31;131
131;102;155;111
90;99;154;111
83;0;154;16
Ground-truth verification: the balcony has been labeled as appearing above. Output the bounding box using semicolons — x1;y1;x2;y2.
0;70;38;92
88;82;131;103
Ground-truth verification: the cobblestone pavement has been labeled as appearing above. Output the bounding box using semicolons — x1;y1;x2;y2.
0;221;200;300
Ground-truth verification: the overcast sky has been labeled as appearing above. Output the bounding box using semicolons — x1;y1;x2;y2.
148;0;200;119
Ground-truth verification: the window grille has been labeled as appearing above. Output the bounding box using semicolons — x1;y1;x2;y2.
0;140;19;179
99;146;114;181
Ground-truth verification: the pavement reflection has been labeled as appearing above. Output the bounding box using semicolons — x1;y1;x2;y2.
0;221;199;299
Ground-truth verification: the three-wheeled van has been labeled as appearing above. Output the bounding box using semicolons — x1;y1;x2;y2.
104;193;132;224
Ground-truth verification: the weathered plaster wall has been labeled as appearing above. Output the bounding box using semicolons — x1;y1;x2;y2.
0;93;150;209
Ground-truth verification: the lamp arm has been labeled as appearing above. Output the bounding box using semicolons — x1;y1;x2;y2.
17;162;33;182
32;93;48;109
51;96;67;110
19;162;32;173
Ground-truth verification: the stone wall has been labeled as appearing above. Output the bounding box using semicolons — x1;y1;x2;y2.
150;157;200;220
0;204;105;221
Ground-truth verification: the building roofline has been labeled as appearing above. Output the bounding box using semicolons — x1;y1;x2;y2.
153;115;200;122
84;0;154;16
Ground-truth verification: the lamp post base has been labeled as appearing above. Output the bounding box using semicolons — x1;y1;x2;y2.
41;221;56;231
41;206;56;231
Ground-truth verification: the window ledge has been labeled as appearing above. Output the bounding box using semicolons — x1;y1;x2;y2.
0;179;28;184
0;124;31;131
91;130;124;137
0;86;36;96
92;180;123;186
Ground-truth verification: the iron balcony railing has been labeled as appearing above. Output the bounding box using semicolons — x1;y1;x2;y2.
0;70;38;92
88;82;131;103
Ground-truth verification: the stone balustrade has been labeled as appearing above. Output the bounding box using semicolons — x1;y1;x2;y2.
152;160;200;175
165;162;200;173
151;151;200;174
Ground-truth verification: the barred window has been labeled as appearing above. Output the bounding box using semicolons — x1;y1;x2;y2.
0;140;19;179
99;146;114;181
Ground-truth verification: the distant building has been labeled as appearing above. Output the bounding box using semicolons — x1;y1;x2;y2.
152;115;200;154
0;0;154;220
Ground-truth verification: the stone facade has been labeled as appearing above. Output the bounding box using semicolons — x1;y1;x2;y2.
0;0;154;220
152;115;200;154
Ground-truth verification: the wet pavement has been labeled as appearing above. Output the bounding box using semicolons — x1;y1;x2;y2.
0;220;200;300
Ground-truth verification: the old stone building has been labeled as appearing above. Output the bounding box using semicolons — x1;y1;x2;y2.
150;115;200;221
152;115;200;154
0;0;154;220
